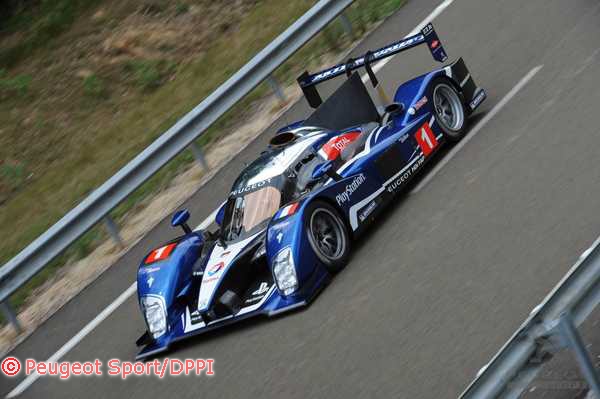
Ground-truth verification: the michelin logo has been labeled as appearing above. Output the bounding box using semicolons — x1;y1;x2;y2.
358;200;377;222
470;89;486;110
336;174;366;205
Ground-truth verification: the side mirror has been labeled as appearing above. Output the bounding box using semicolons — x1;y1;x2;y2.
312;160;341;182
171;209;192;234
215;203;226;226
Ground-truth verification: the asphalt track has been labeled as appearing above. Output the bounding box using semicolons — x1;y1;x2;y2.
2;0;600;397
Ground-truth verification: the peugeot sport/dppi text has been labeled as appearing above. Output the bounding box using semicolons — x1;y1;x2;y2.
135;24;486;359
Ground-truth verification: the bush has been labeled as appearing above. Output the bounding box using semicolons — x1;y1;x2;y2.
126;60;176;90
83;74;107;98
0;69;32;97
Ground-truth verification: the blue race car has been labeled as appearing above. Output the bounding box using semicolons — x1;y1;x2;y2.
135;24;486;360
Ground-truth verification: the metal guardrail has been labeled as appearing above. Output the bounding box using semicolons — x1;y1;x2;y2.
0;0;357;330
460;236;600;399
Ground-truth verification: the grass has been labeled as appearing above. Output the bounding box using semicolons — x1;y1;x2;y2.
125;60;176;90
83;74;107;98
0;0;406;324
0;0;100;68
0;69;32;97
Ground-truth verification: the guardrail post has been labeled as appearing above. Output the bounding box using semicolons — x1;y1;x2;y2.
266;75;287;103
1;301;22;334
559;312;600;397
103;216;124;248
189;142;209;170
339;13;354;39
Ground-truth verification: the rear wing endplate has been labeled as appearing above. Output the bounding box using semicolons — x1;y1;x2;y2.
298;23;447;108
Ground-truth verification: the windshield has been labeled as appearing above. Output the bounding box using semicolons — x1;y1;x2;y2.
222;186;281;241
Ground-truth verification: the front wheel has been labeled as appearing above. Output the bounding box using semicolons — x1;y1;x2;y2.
429;78;467;142
305;201;351;274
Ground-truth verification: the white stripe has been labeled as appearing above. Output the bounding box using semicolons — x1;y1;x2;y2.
460;73;471;87
444;66;452;78
411;65;544;194
6;210;218;398
6;3;458;396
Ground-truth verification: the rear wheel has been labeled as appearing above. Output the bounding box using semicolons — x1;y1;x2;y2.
305;201;350;273
430;78;467;142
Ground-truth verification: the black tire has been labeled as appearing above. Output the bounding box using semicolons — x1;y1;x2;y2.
428;77;467;142
305;201;351;273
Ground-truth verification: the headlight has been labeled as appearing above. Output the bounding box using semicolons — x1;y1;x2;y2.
141;295;167;339
273;247;298;296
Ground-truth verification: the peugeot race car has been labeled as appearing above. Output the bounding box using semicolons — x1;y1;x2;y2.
135;24;486;359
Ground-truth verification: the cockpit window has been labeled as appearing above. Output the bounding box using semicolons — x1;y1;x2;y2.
222;186;281;241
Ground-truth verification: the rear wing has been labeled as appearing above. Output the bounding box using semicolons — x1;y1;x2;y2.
298;23;447;108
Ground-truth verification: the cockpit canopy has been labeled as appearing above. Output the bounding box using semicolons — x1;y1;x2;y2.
221;131;326;242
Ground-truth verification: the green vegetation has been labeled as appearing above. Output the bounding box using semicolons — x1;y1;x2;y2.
0;0;406;324
83;74;107;98
126;60;176;90
0;69;32;97
0;0;100;68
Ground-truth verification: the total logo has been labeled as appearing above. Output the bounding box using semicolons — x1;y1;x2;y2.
320;132;360;160
207;262;225;277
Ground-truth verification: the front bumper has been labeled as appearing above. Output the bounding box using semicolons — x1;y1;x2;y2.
135;263;330;361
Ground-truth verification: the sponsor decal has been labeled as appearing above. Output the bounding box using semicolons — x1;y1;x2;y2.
145;243;177;265
422;24;434;36
309;36;422;84
414;96;428;111
276;232;283;243
415;122;438;157
319;132;361;160
470;89;486;109
245;282;271;304
312;64;348;83
252;282;270;296
230;178;271;197
147;276;154;288
207;262;225;277
387;156;425;193
220;251;231;258
372;36;422;59
358;200;377;222
336;174;366;205
431;40;439;49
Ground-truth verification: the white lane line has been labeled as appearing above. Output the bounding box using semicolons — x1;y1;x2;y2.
6;214;216;399
372;0;455;74
6;3;458;397
411;64;544;194
195;202;223;231
6;282;137;398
